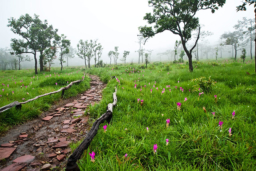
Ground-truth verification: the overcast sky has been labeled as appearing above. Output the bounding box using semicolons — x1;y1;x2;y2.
0;0;254;65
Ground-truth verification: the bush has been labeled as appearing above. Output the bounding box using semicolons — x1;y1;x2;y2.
164;65;172;71
191;76;216;93
149;65;155;70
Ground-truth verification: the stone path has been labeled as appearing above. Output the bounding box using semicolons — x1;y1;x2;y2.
0;75;105;171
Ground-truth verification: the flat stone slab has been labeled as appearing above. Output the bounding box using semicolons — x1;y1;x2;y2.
81;117;89;124
53;141;71;148
56;107;65;111
47;137;59;143
63;120;70;124
53;114;61;117
41;163;51;170
73;109;82;112
73;114;83;117
73;111;84;115
71;118;81;124
42;116;53;121
13;155;35;163
19;134;28;138
30;161;42;166
0;147;16;160
74;106;87;109
1;143;14;147
65;103;74;107
62;148;71;154
1;163;27;171
58;137;66;142
47;113;55;116
61;128;76;133
57;154;65;161
80;96;87;100
62;125;69;129
47;153;57;158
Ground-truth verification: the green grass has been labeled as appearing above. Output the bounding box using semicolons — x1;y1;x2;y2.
71;58;256;170
0;67;90;133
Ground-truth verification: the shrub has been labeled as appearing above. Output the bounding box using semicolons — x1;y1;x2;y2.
191;76;216;93
164;65;172;71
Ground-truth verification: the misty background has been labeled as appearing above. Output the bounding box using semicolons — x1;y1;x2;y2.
0;0;255;69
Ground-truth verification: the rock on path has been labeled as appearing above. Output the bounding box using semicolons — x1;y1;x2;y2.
0;75;105;171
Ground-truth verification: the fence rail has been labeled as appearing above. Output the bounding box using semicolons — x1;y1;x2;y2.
66;86;117;171
0;74;86;113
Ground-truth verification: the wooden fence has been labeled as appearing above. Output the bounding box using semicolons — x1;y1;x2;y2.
0;74;85;113
66;86;117;171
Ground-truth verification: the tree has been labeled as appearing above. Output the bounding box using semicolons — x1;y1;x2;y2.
145;53;149;68
174;40;181;61
54;34;70;71
16;54;31;70
111;47;119;65
237;0;256;72
139;0;226;72
221;32;243;60
136;36;146;64
215;46;219;60
64;46;76;67
241;48;247;63
8;14;41;74
97;45;103;67
77;40;93;69
108;51;113;65
121;51;130;64
43;46;57;71
234;17;255;60
179;50;185;63
91;40;99;67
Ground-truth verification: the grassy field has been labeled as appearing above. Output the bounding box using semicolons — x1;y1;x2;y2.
71;58;256;170
0;67;90;133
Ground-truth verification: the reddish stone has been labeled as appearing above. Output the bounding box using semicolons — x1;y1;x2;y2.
47;113;55;116
61;128;76;133
47;137;59;143
73;100;78;104
1;163;27;171
53;114;61;117
81;117;89;124
80;96;87;100
30;161;42;166
1;143;14;147
87;97;94;100
0;147;16;160
73;111;84;115
65;103;74;107
73;109;82;112
42;116;53;121
47;153;57;158
53;141;71;148
73;114;83;117
57;154;65;161
19;134;28;138
63;120;70;124
86;94;94;97
74;106;87;109
58;137;66;142
61;148;71;154
13;155;35;163
71;118;81;124
62;125;69;129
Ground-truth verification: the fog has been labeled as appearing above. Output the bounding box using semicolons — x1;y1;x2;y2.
0;0;255;69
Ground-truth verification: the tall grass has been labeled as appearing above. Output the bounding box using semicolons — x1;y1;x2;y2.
72;58;256;170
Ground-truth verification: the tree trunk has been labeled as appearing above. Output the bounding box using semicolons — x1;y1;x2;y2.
232;45;233;58
234;44;237;60
61;54;63;71
188;53;193;72
19;57;21;70
196;44;199;61
34;53;38;75
67;56;68;67
39;51;44;72
255;9;256;73
88;58;91;68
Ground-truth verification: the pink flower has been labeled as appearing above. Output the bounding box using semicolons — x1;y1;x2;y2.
0;95;2;97
180;87;182;90
150;89;152;93
55;83;57;86
141;99;144;103
153;144;158;154
103;125;107;132
178;81;179;83
2;89;4;92
161;91;164;94
232;111;235;119
219;121;223;129
199;88;200;91
166;139;169;146
181;89;184;92
146;127;149;132
125;153;128;157
189;89;190;92
144;85;146;87
22;98;25;100
140;89;142;91
214;95;217;98
177;102;181;107
175;86;177;89
153;85;155;88
163;88;165;91
89;151;95;162
7;84;9;87
229;128;232;137
184;97;187;101
166;119;170;123
212;112;215;116
137;98;140;103
156;87;158;90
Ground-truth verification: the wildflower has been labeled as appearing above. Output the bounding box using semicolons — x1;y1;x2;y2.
212;112;215;117
203;107;207;113
219;121;223;129
232;111;235;119
181;89;184;92
166;119;170;127
103;125;107;133
177;102;181;111
27;92;29;95
122;87;124;89
140;89;142;91
12;91;14;94
161;91;164;95
134;84;137;88
55;83;57;86
125;154;128;158
180;87;182;90
189;89;190;92
156;87;158;91
153;144;158;154
137;98;140;103
178;81;179;83
214;95;217;103
7;84;9;88
153;85;155;88
166;139;169;146
169;89;171;92
184;97;187;101
22;98;25;100
229;128;232;137
150;89;152;93
89;151;95;162
175;86;177;89
141;99;144;106
2;89;4;92
147;127;149;132
149;82;150;85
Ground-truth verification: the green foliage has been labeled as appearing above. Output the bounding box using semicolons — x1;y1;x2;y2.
191;76;216;93
240;48;246;63
164;65;172;71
